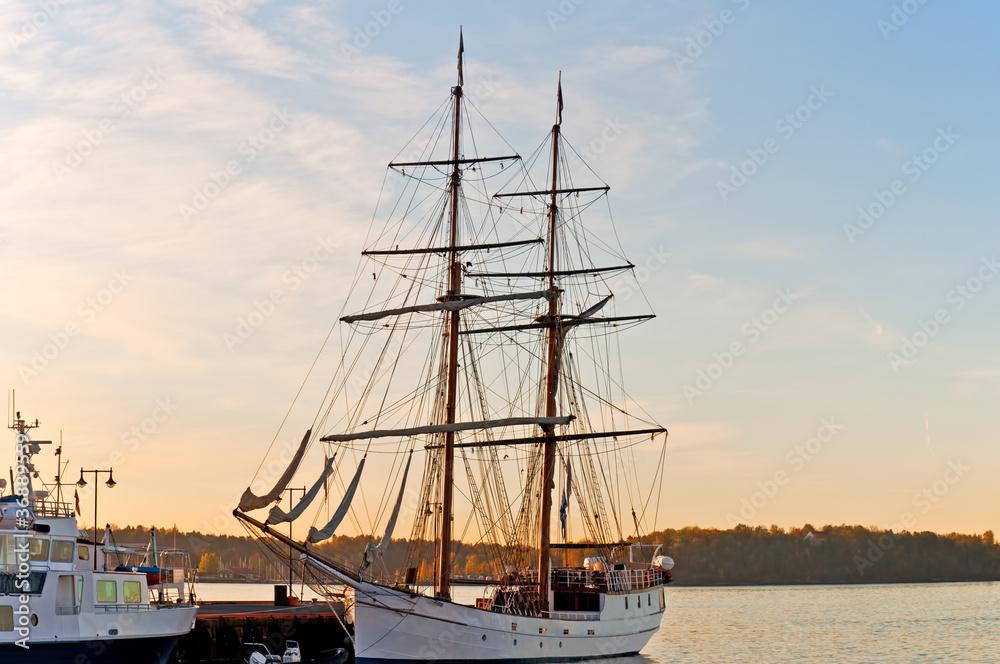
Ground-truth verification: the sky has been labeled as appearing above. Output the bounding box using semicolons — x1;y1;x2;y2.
1;0;998;540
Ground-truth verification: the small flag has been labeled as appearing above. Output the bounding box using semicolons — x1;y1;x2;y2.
457;28;465;86
74;489;81;516
556;72;564;125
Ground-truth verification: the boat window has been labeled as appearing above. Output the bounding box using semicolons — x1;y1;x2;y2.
77;577;84;603
97;580;117;603
29;538;49;561
78;545;90;561
124;581;142;603
625;596;629;609
0;535;17;571
0;605;12;631
51;540;74;563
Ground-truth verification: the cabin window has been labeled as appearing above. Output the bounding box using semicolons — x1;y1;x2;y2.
647;593;651;607
29;538;49;561
97;580;118;603
51;540;74;563
587;629;595;635
511;622;517;631
659;589;665;610
0;605;13;631
78;545;90;561
124;581;142;604
625;596;628;609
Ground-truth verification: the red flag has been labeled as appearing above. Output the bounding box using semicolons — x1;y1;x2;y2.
74;489;81;516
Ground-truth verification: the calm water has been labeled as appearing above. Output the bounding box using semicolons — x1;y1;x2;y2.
197;582;1000;662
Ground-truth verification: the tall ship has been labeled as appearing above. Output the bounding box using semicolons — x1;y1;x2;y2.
1;408;198;663
235;34;673;662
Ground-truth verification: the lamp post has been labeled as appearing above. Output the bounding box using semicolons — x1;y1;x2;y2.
77;468;116;571
282;486;305;598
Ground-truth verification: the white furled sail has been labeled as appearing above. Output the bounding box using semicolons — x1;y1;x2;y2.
238;429;311;512
362;452;413;570
265;455;336;525
320;416;574;443
306;457;366;543
341;289;559;324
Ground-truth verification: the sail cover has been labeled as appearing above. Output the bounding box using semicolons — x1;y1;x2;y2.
265;455;336;525
362;453;412;570
321;416;573;443
340;289;558;324
238;429;311;512
307;458;366;543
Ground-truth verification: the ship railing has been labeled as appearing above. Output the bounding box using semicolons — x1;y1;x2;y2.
33;501;74;518
95;602;189;613
552;567;662;593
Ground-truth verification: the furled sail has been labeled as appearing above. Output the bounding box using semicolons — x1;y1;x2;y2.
341;289;558;324
321;416;574;443
238;429;311;512
265;455;336;525
306;457;366;544
362;452;412;570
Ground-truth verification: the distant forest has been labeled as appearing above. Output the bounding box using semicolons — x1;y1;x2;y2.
107;523;1000;587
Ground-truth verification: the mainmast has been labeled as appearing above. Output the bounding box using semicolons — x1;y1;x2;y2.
436;29;465;600
538;74;565;613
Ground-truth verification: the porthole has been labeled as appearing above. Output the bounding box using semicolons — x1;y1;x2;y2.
513;639;517;646
539;642;543;648
559;642;563;648
482;634;486;641
30;614;38;626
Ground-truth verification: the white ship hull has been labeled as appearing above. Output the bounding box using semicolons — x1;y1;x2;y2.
347;581;665;663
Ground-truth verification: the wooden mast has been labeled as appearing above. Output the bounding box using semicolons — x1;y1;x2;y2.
538;73;565;613
436;29;464;600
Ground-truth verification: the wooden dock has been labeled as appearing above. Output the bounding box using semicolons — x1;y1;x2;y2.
171;600;352;663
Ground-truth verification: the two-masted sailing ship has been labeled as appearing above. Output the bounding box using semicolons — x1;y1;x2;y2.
235;34;673;662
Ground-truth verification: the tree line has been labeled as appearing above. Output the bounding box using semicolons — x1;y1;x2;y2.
108;523;1000;586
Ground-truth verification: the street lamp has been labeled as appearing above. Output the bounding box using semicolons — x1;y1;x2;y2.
77;468;116;570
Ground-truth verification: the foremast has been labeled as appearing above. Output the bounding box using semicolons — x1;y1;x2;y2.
437;29;465;600
538;74;565;613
